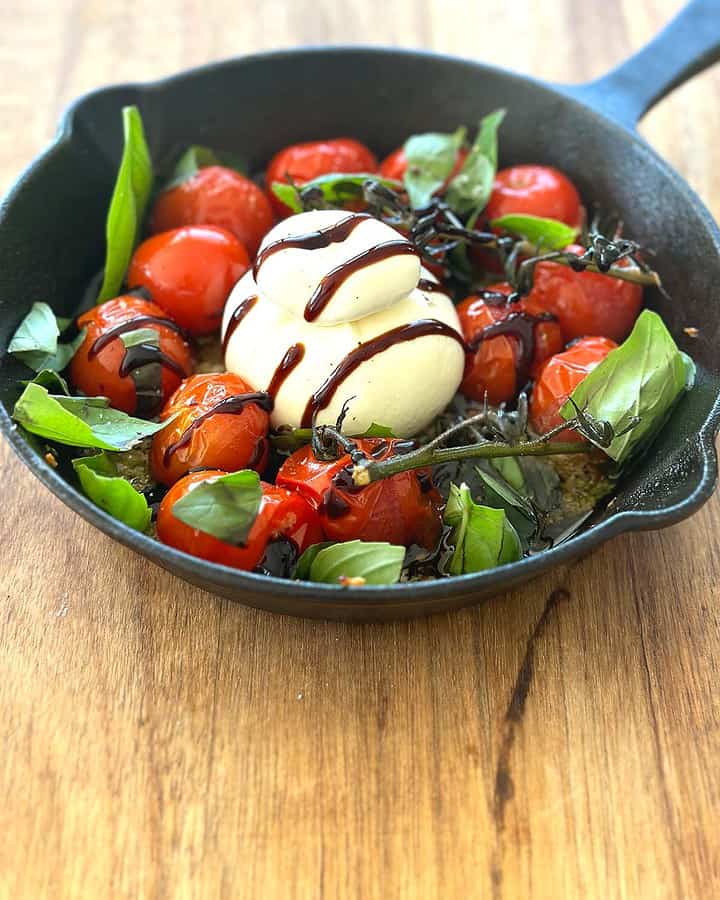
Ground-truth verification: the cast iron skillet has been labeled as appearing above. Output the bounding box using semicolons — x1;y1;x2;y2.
1;1;720;620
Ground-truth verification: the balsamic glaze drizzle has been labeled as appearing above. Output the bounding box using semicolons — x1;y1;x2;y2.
88;315;187;358
222;295;258;354
266;343;305;400
467;311;557;385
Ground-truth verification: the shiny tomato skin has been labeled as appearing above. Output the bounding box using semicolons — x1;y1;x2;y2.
457;283;564;405
128;225;250;335
266;138;378;217
528;245;643;343
69;295;192;415
157;470;323;571
151;372;270;486
529;336;617;441
276;438;442;549
486;165;583;228
149;166;274;256
379;146;469;189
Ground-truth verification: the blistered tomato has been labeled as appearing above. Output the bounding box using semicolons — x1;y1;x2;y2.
266;138;378;217
157;470;323;571
149;166;274;256
486;165;583;227
458;284;564;405
529;336;617;441
151;373;271;486
128;225;250;335
69;295;192;415
276;438;442;549
528;245;643;343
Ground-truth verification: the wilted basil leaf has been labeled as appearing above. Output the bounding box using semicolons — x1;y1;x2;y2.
171;469;262;545
293;541;336;580
490;213;577;250
304;539;405;585
25;368;71;395
561;310;695;464
97;105;153;303
271;173;401;214
9;302;85;372
361;422;394;438
12;384;168;451
165;144;247;189
72;452;151;531
476;465;537;546
444;482;522;575
119;327;158;348
403;127;466;209
445;109;505;216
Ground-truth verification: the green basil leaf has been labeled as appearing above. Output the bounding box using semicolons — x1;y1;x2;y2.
271;182;303;214
560;310;695;464
97;105;153;303
403;127;466;209
306;539;405;585
72;452;151;532
119;327;159;348
490;213;577;250
444;482;522;575
476;464;537;547
24;368;71;395
492;455;525;492
446;109;505;216
8;302;85;372
12;383;168;451
171;469;262;544
164;145;247;190
293;541;336;581
272;173;401;214
361;422;394;438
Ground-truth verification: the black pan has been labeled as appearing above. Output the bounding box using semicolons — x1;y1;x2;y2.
1;1;719;620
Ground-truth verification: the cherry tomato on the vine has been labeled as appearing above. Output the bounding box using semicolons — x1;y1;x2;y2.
527;245;643;343
276;438;442;549
266;138;378;217
151;372;270;486
379;146;469;188
486;165;583;228
457;283;564;406
149;166;274;256
69;295;192;415
156;470;323;571
529;336;617;441
128;225;250;336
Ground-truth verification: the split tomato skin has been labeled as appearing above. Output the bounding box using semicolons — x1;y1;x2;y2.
156;470;323;571
379;146;469;188
149;166;274;256
276;438;443;549
151;372;271;486
266;137;378;217
69;295;192;415
529;336;617;441
486;164;583;228
457;284;564;405
528;245;643;343
128;225;250;336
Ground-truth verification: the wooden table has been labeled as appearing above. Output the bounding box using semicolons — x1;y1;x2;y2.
2;1;719;897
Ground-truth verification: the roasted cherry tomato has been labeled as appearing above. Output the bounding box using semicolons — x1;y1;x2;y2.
128;225;250;335
149;166;274;257
486;165;583;228
157;470;323;571
151;372;271;486
69;295;192;415
379;146;469;187
529;336;617;441
527;244;643;343
458;283;564;405
266;138;378;217
276;438;442;549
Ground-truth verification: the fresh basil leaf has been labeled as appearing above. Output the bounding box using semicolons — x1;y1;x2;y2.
490;213;577;251
271;182;303;214
361;422;394;438
12;383;168;451
119;327;159;348
306;539;405;585
446;109;505;216
444;482;522;575
164;145;247;190
272;173;401;214
491;455;525;492
171;469;262;545
403;127;466;209
476;464;537;546
8;302;85;373
560;310;695;464
293;541;336;580
24;368;71;395
97;105;153;303
72;452;151;532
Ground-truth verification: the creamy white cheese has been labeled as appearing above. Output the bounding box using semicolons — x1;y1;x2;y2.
254;210;421;325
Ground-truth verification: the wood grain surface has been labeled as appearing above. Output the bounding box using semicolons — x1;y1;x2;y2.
1;1;719;897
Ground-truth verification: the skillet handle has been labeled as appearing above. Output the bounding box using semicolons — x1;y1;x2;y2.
566;0;720;128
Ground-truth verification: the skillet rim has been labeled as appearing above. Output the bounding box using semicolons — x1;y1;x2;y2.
1;44;719;610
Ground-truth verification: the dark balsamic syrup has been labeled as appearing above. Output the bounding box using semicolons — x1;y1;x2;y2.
222;295;258;354
467;311;556;385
